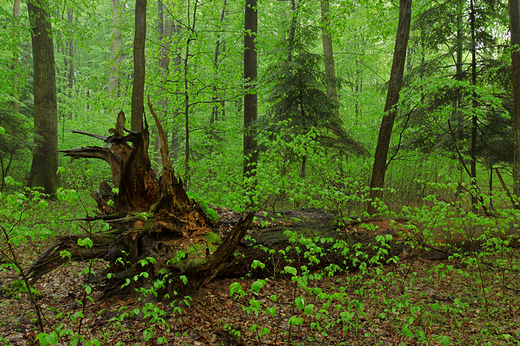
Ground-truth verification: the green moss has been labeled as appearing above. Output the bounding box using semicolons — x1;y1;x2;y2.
187;192;219;222
203;231;221;245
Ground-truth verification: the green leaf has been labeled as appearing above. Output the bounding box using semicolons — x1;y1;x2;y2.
229;282;244;297
251;260;265;270
259;327;271;337
251;279;266;293
284;266;297;276
295;296;305;310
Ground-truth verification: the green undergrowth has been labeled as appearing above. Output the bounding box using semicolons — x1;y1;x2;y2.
0;178;519;345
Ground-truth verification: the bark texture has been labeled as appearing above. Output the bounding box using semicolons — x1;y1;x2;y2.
243;0;258;180
27;0;61;197
509;0;520;200
131;0;147;132
321;0;338;104
368;0;411;215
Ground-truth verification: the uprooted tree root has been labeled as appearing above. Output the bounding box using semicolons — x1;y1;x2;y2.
27;101;253;297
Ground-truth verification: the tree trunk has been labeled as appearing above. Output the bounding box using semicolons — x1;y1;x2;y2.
509;0;520;201
109;0;122;100
321;0;338;104
131;0;147;132
469;0;478;212
367;0;411;215
243;0;258;184
67;10;74;94
154;0;174;170
27;0;61;198
12;0;21;112
210;0;227;128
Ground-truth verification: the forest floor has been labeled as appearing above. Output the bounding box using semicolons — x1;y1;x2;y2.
1;208;519;345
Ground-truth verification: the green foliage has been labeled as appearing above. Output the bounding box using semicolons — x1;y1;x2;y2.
0;106;34;190
227;188;520;344
262;17;367;158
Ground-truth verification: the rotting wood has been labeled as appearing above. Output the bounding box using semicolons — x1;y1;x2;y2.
27;106;254;297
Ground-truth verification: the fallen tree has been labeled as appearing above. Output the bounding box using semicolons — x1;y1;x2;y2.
29;103;515;298
27;101;254;296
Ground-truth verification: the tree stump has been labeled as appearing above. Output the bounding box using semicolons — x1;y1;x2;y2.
27;101;254;297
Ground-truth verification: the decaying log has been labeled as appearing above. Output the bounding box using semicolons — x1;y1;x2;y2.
28;105;253;297
28;232;118;284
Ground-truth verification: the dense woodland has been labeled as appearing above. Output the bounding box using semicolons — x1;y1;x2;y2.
1;0;520;344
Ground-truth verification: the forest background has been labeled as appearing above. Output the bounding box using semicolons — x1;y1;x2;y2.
1;0;515;215
2;0;520;344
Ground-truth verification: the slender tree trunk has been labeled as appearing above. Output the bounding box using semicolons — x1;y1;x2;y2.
67;9;74;113
367;0;411;215
109;0;122;99
243;0;258;182
211;0;227;127
170;18;183;161
321;0;337;104
183;0;199;188
469;0;478;211
287;0;299;62
154;0;174;170
131;0;147;132
12;0;21;112
27;0;61;197
509;0;520;200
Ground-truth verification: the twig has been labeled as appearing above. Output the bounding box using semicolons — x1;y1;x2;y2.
494;168;519;209
1;225;45;333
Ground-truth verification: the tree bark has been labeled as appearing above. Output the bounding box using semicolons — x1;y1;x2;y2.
321;0;338;104
131;0;147;132
243;0;258;183
27;0;61;197
509;0;520;201
12;0;21;112
109;0;122;100
469;0;478;212
367;0;411;215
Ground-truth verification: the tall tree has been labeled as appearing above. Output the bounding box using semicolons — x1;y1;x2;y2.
469;0;478;210
210;0;228;127
243;0;258;182
12;0;21;112
66;10;74;96
131;0;147;131
368;0;412;215
510;0;520;199
27;0;61;196
321;0;337;104
153;0;174;169
109;0;122;99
